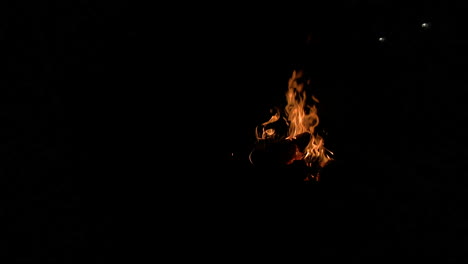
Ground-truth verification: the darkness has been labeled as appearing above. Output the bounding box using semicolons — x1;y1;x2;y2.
2;1;468;262
1;1;140;263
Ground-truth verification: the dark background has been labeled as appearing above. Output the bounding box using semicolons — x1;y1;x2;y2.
1;1;140;263
1;0;467;262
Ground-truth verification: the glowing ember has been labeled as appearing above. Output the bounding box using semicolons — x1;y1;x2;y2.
251;69;334;182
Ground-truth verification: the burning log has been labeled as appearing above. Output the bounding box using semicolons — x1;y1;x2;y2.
249;132;311;166
249;138;298;167
249;132;330;184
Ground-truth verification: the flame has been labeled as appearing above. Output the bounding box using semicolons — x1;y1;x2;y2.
284;70;333;168
254;69;334;180
256;109;281;140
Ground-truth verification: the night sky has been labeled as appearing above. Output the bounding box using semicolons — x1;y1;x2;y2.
2;1;468;262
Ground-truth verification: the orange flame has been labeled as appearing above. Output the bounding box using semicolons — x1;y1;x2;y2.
285;70;333;168
254;69;333;179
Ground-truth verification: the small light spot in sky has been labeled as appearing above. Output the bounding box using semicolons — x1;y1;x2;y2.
421;22;431;29
378;37;386;42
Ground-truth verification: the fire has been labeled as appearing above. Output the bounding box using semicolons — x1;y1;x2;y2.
252;69;334;181
285;70;333;168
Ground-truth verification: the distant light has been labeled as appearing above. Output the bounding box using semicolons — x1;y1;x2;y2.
421;22;431;29
378;37;386;42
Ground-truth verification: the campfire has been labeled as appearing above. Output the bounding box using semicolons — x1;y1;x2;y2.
249;69;334;183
